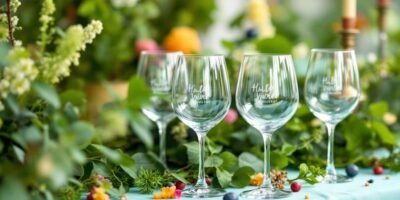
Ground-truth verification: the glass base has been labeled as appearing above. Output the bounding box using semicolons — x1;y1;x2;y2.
182;186;225;198
240;187;291;199
323;174;352;183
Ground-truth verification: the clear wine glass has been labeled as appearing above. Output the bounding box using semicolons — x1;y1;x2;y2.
236;54;299;199
138;51;182;164
171;55;231;198
304;49;360;183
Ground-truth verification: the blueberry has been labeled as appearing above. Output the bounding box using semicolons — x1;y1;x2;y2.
345;164;359;177
368;179;374;184
223;192;239;200
163;182;175;187
245;28;258;39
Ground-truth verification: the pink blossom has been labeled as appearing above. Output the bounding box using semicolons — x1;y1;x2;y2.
175;189;182;199
224;109;238;124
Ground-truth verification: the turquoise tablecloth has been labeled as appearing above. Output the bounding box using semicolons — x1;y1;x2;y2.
85;169;400;200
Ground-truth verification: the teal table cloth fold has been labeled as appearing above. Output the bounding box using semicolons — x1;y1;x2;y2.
85;169;400;200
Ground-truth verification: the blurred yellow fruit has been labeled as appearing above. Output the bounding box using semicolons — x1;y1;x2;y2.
163;27;201;53
250;172;264;186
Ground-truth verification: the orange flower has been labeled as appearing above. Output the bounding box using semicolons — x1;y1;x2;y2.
163;27;201;53
250;172;264;186
87;187;110;200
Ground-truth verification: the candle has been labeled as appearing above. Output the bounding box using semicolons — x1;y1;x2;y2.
377;0;390;7
342;0;357;18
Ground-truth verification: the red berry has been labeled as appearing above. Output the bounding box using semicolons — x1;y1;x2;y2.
290;181;301;192
205;177;212;186
374;166;384;175
175;181;186;190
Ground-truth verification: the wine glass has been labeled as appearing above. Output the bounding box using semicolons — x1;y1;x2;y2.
137;51;182;164
304;49;360;183
171;55;231;198
236;54;299;199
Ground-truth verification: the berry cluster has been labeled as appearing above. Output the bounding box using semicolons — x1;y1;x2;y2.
153;181;186;199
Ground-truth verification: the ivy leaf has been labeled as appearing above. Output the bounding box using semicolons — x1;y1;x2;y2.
184;141;199;164
91;144;121;163
216;167;233;188
238;152;263;172
0;177;29;200
170;172;189;184
231;166;255;188
32;82;60;108
127;111;153;149
298;163;309;177
70;121;95;148
219;151;238;172
204;155;223;168
207;139;223;155
132;152;164;173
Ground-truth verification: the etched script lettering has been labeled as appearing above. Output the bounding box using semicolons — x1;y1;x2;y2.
252;84;278;103
322;78;342;94
188;85;207;100
151;80;169;92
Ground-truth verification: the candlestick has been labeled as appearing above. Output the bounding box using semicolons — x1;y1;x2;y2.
377;0;390;61
342;0;357;29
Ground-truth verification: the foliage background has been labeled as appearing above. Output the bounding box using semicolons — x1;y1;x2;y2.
1;0;400;199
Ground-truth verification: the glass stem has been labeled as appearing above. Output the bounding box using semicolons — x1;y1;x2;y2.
157;122;167;164
195;132;208;188
261;133;273;189
326;123;337;177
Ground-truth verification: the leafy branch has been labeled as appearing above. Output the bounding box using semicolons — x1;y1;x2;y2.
288;163;325;185
5;0;15;46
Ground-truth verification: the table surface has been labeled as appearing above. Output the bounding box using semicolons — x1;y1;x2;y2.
86;169;400;200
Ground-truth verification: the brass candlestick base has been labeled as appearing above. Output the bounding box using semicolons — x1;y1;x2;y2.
341;29;359;49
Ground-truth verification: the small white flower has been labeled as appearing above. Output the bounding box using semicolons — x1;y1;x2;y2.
367;52;377;64
292;43;309;59
11;77;30;95
111;0;138;8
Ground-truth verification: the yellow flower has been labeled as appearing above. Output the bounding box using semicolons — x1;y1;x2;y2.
92;187;110;200
163;27;201;53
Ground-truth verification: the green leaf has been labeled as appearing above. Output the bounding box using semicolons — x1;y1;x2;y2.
92;161;112;177
255;35;293;54
184;141;199;164
207;139;223;154
371;121;395;145
127;75;151;109
219;151;238;172
127;111;153;149
0;177;29;200
71;122;95;148
119;153;137;178
270;151;289;169
238;152;263;172
204;155;223;168
32;82;60;108
216;167;233;188
231;166;255;188
60;89;86;107
281;144;297;156
91;144;121;163
170;172;189;183
132;152;164;173
299;163;309;177
369;101;388;118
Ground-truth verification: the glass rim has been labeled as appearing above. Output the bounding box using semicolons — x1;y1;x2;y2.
311;48;355;53
243;53;292;57
180;54;225;57
140;50;183;55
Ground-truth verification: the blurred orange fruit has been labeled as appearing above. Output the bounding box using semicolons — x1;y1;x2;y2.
163;27;201;53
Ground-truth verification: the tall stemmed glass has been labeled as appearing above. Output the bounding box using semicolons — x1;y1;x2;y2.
171;55;231;198
304;49;360;183
138;51;182;164
236;54;299;199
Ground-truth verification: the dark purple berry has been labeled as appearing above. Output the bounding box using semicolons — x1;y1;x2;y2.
245;28;258;39
163;182;175;187
368;179;374;184
223;192;239;200
345;164;359;177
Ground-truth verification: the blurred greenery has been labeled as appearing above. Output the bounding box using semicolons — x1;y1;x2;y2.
1;0;400;199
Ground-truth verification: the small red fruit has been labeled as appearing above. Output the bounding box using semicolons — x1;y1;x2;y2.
374;166;384;175
175;181;186;190
135;38;159;55
205;177;212;186
290;181;301;192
